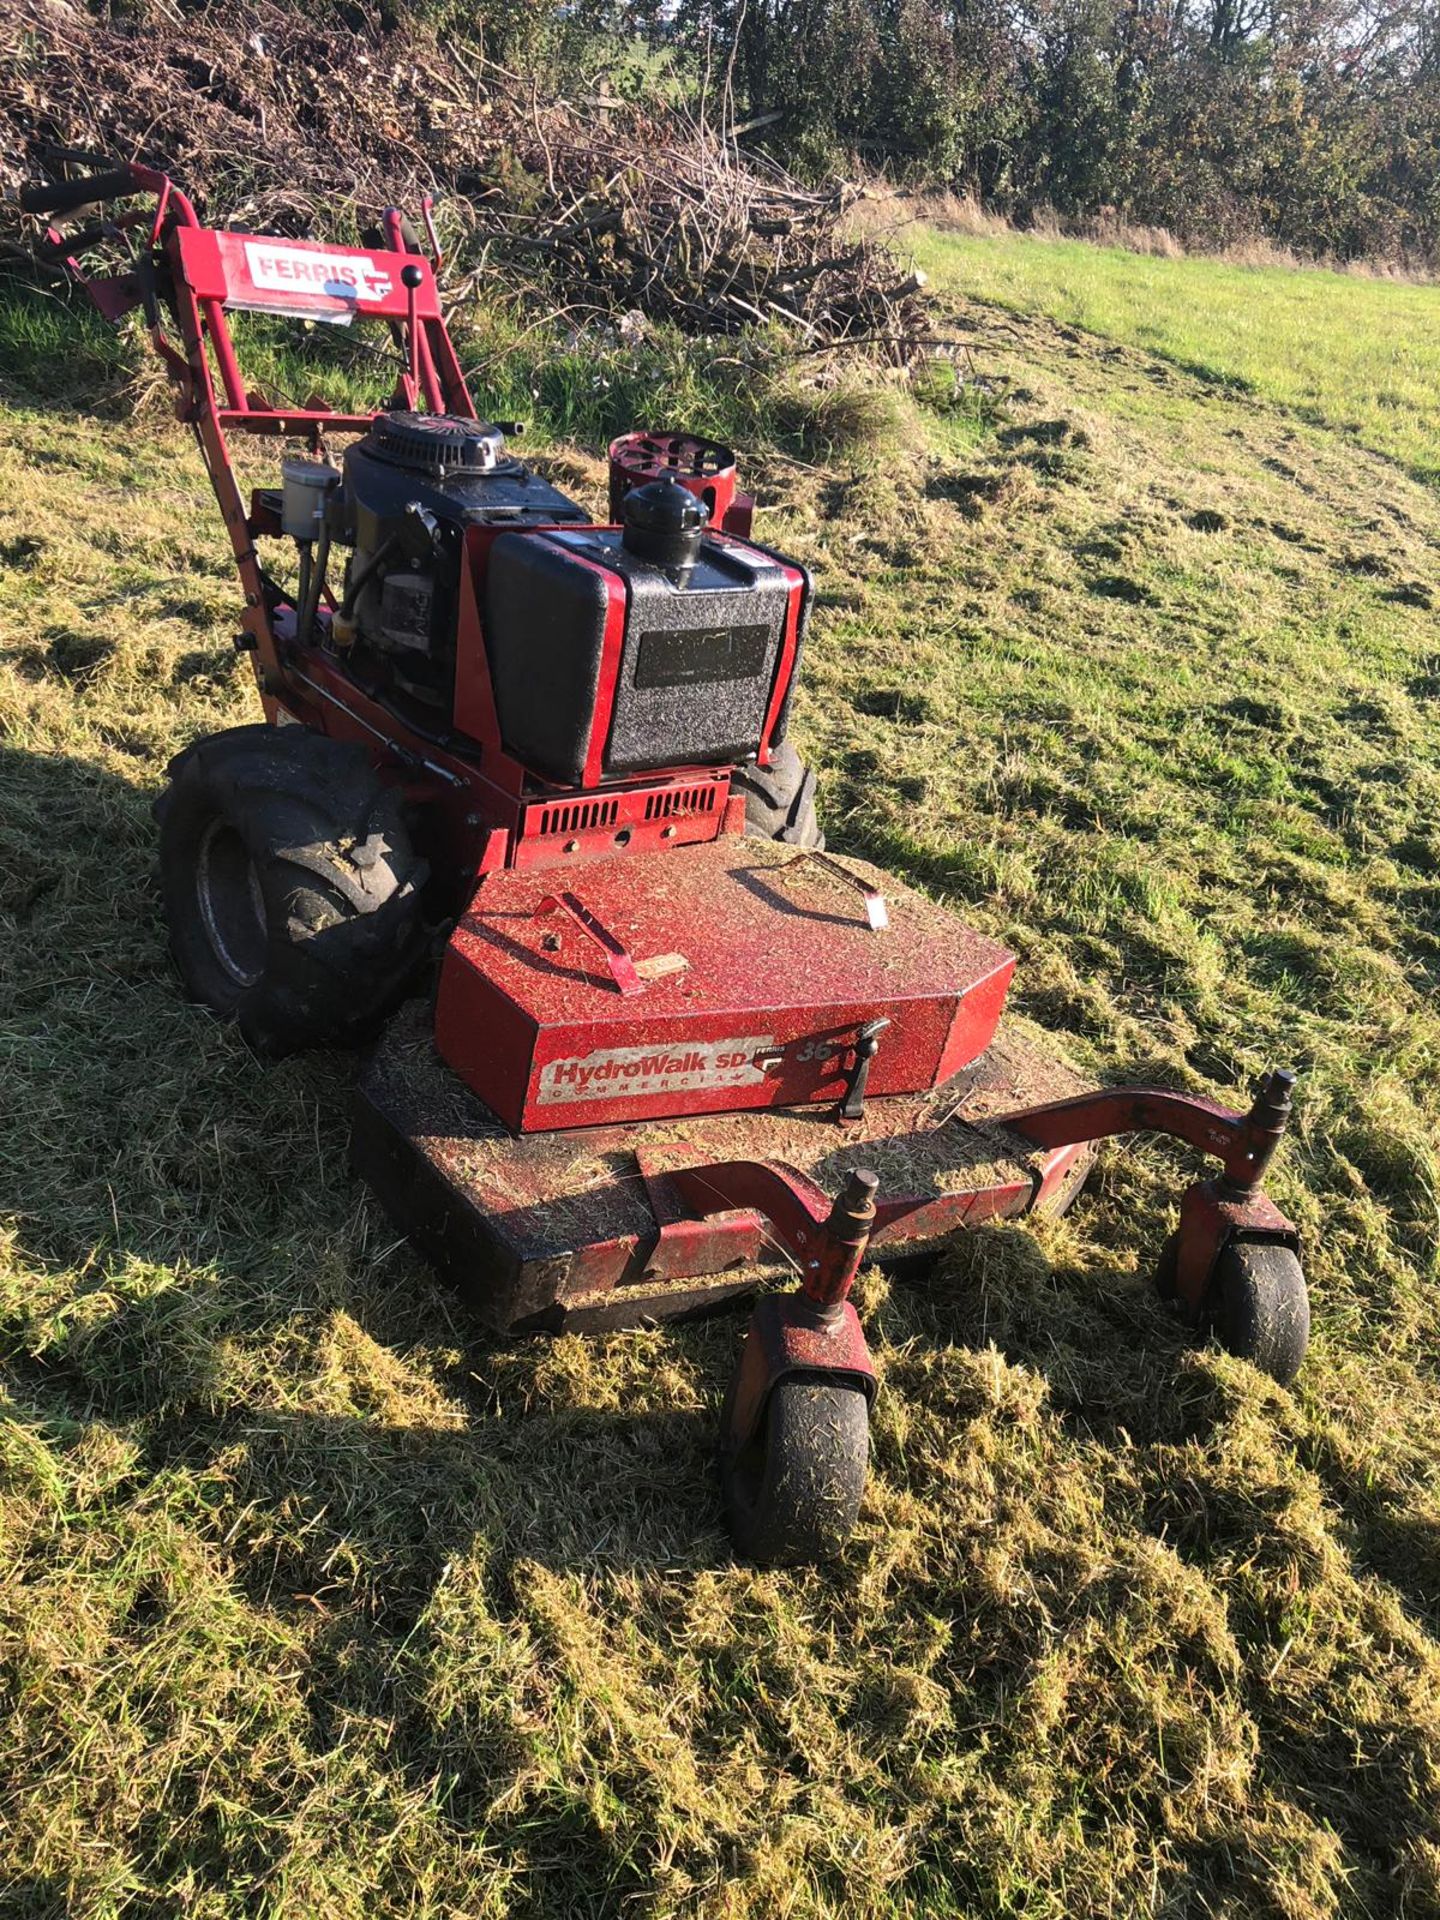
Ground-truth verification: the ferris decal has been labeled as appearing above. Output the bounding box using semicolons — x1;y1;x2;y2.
242;240;393;306
537;1036;777;1105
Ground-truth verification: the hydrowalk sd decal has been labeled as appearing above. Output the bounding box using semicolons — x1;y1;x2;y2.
537;1036;778;1106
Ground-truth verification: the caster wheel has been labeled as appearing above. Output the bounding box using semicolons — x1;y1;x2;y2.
1206;1241;1309;1386
722;1376;869;1566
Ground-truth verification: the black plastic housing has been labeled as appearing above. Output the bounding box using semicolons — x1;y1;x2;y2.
340;435;588;558
482;527;796;783
333;421;590;699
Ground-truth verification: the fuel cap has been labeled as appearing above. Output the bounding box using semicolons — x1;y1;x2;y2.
620;476;709;571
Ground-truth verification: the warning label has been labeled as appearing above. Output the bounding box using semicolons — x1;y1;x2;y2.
537;1035;777;1106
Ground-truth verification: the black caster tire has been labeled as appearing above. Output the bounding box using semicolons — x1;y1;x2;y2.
1206;1241;1309;1386
722;1376;868;1566
154;723;428;1055
731;739;825;849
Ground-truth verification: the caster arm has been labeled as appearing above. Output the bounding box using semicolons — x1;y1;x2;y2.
995;1067;1305;1343
993;1067;1296;1194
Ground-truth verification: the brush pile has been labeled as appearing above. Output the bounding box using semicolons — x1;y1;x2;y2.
0;0;928;360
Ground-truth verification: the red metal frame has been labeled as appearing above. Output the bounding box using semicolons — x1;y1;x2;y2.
756;555;808;770
719;1169;882;1453
675;1071;1297;1287
706;1072;1300;1451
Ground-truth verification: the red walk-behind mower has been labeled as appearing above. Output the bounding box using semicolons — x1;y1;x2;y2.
23;161;1310;1562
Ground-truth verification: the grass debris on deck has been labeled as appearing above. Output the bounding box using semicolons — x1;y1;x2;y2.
2;229;1440;1918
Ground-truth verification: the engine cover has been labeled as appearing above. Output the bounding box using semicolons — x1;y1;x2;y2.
480;526;807;784
341;415;588;558
333;412;589;697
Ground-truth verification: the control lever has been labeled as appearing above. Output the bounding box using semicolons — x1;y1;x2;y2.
840;1018;891;1123
401;262;424;400
778;850;889;932
533;891;644;997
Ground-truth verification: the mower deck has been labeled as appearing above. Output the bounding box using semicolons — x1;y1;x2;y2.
434;840;1017;1132
352;1002;1094;1331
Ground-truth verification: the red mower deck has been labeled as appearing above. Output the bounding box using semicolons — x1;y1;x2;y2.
434;840;1015;1131
353;1004;1093;1331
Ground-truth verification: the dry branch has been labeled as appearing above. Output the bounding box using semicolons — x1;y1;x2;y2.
0;0;930;362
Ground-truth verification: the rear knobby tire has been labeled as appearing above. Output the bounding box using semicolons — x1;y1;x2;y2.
723;1376;869;1565
154;723;428;1055
1206;1240;1310;1386
731;739;824;849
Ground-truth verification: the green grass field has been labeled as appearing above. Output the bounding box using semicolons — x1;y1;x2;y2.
3;233;1440;1918
914;225;1440;487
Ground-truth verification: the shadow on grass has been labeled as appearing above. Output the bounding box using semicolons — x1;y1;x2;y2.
0;737;727;1609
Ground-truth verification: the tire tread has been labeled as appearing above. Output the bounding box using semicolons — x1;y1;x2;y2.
724;1375;868;1565
156;724;428;1054
731;740;825;848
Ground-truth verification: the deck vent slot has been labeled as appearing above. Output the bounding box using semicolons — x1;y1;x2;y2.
537;798;620;836
644;784;719;822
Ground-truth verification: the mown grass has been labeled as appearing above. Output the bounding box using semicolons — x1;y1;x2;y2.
3;239;1440;1917
913;226;1440;488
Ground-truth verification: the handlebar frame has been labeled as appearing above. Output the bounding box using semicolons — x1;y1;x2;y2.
20;157;472;712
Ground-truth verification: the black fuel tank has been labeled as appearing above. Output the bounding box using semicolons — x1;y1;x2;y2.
482;526;804;783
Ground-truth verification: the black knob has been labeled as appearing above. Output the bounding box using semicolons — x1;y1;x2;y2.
620;477;708;572
401;263;424;290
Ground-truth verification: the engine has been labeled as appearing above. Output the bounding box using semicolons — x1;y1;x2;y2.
283;411;587;706
279;414;809;783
